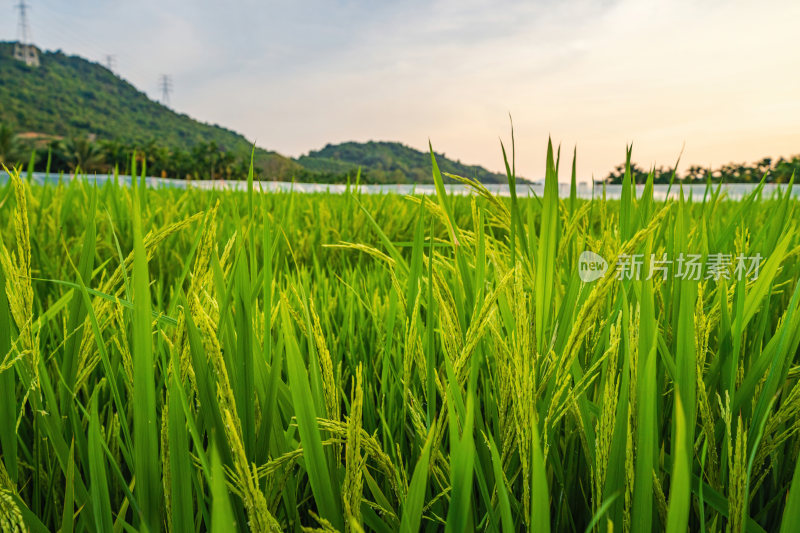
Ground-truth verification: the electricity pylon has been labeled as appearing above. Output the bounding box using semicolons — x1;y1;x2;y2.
13;0;40;67
159;74;172;106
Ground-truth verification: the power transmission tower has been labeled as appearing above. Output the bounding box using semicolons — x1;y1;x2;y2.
159;74;172;106
105;54;116;73
14;0;40;67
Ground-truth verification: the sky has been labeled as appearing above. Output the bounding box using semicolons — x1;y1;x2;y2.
4;0;799;181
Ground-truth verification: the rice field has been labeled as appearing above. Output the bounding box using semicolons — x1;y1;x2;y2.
1;143;799;533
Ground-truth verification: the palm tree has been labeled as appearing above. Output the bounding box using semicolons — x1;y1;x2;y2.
99;139;131;174
58;136;106;173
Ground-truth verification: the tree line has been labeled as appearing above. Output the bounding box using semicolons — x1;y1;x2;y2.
3;120;797;184
602;156;800;185
0;122;258;180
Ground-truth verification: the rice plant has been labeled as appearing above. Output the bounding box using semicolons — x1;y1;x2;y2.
0;141;799;532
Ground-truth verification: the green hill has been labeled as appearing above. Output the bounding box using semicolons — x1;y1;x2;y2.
0;42;512;183
0;42;301;178
297;141;510;184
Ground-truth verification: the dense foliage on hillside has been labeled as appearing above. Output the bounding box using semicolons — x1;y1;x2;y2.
299;140;510;184
0;42;305;179
0;44;238;148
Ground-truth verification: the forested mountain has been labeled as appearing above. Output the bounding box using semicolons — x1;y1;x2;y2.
0;42;305;179
298;141;509;184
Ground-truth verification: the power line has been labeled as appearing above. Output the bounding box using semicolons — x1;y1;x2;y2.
105;54;116;73
159;74;172;106
13;0;40;67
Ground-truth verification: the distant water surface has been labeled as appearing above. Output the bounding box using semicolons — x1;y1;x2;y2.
2;172;797;201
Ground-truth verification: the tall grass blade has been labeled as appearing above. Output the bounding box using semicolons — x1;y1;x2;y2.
131;176;162;531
